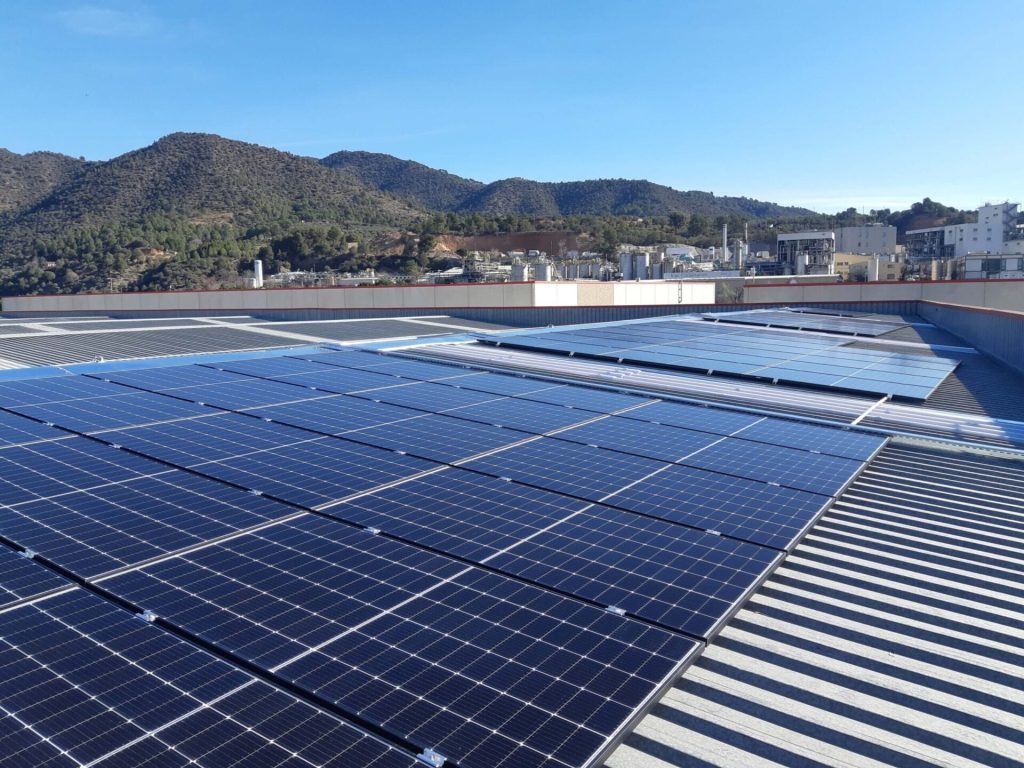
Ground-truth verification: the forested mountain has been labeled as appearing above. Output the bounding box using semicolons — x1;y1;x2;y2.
1;133;418;249
319;150;816;219
321;150;483;211
0;149;88;215
0;134;423;295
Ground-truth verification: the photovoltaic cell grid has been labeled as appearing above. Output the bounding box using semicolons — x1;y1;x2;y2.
0;546;68;609
481;319;958;400
0;590;420;768
100;516;699;768
0;347;887;768
324;468;781;638
702;309;908;336
85;354;881;539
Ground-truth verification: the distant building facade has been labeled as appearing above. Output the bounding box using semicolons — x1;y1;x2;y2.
835;225;897;254
906;203;1023;278
835;253;903;281
777;231;835;275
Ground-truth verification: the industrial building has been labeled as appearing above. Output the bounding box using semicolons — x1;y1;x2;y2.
834;252;903;281
905;202;1024;279
776;230;836;275
0;292;1020;768
834;224;897;255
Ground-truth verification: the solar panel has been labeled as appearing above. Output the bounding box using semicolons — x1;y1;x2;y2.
0;472;298;577
100;515;699;768
298;349;444;371
8;390;216;432
677;439;864;496
339;414;534;463
92;415;439;508
128;377;324;410
262;353;473;383
0;547;69;609
0;374;135;406
247;395;424;434
0;590;420;768
98;412;326;465
703;309;908;336
329;470;592;561
192;440;438;509
550;417;723;462
326;468;780;639
429;371;562;397
444;398;603;434
356;381;505;411
0;438;170;507
461;438;667;500
733;419;886;461
482;322;958;400
603;465;831;551
616;400;764;435
0;411;69;448
216;358;410;393
96;363;253;391
517;385;650;414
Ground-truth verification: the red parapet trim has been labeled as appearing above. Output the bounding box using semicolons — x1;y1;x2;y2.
745;277;1024;289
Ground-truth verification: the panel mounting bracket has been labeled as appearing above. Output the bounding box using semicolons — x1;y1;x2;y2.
417;748;446;767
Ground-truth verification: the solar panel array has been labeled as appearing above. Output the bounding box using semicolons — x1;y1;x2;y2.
701;308;908;336
481;319;958;400
0;346;887;768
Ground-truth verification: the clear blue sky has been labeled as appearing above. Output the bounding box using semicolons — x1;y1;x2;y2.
2;0;1021;213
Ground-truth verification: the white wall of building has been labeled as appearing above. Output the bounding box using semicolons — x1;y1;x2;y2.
944;203;1021;258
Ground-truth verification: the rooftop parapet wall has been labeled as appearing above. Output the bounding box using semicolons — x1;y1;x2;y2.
920;300;1024;377
1;280;715;316
744;278;1024;313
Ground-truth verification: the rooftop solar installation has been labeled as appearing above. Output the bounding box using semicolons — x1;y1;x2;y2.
481;319;958;400
0;325;895;768
702;308;908;336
